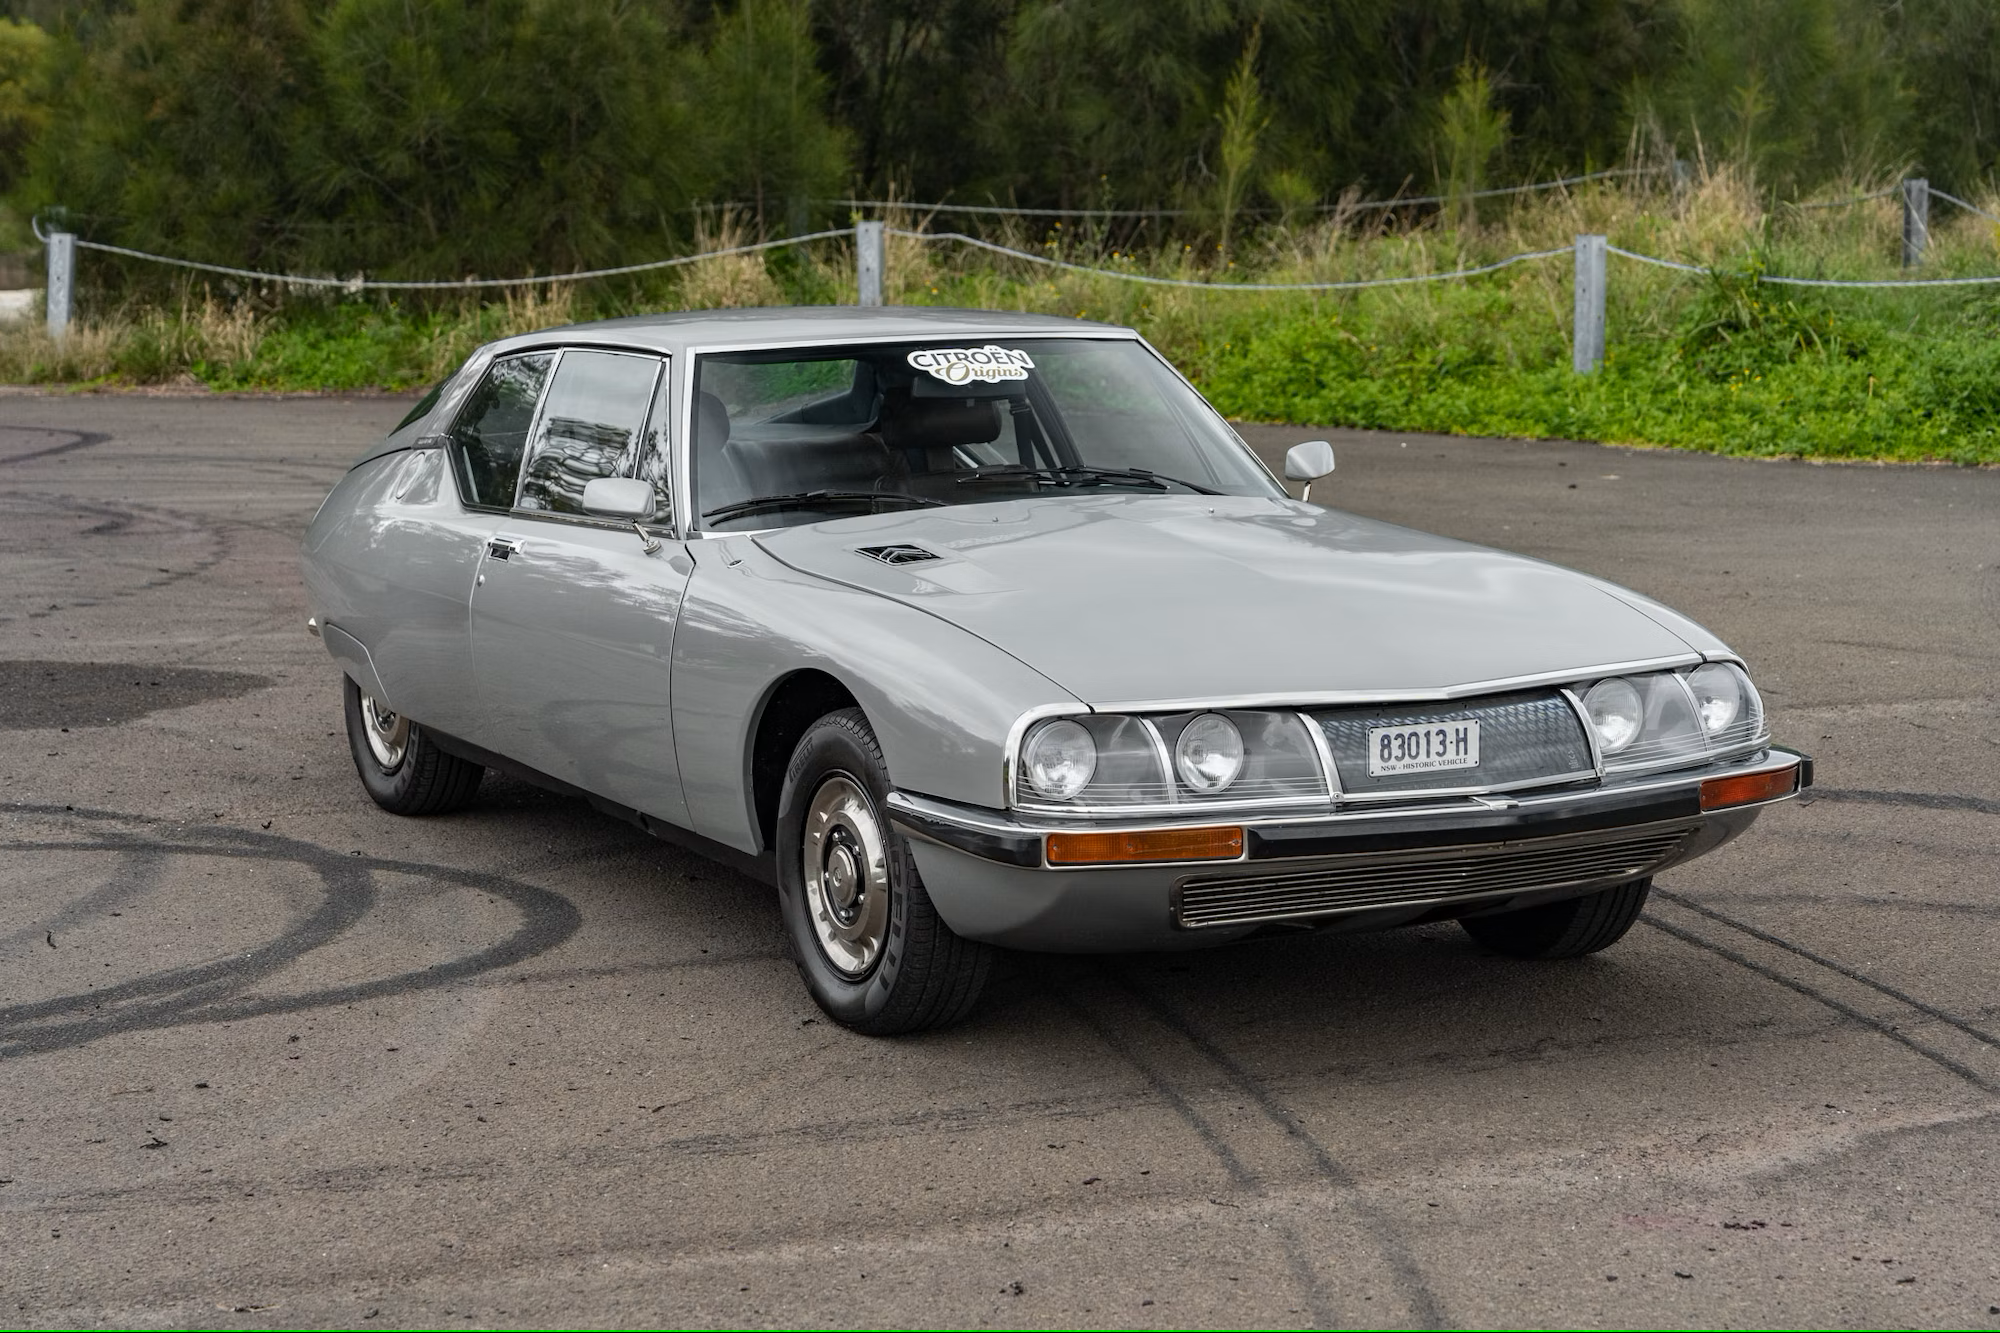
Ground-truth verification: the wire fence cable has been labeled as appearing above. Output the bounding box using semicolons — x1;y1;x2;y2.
32;216;2000;297
896;229;1572;290
1930;187;2000;226
36;226;853;291
1605;242;2000;288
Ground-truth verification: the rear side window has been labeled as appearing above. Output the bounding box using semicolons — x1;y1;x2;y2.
448;353;554;509
394;379;446;432
516;350;662;515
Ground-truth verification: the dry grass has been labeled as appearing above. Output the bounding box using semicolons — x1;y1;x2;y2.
673;210;787;310
0;292;261;384
2;161;1995;406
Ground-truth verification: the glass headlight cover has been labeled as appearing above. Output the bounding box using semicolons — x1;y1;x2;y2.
1174;713;1245;793
1688;662;1747;734
1021;719;1096;799
1583;666;1763;774
1583;677;1644;754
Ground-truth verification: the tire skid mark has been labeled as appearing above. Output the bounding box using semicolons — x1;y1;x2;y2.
1695;891;2000;921
1103;965;1448;1329
1804;787;2000;817
1049;979;1341;1329
0;803;580;1057
1655;887;2000;1049
0;427;110;468
0;838;166;955
1641;911;2000;1096
0;493;234;624
0;1086;1160;1215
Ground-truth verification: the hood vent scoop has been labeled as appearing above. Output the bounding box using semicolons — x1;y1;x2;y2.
856;543;941;566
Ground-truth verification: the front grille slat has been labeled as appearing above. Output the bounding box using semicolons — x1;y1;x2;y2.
1176;830;1688;928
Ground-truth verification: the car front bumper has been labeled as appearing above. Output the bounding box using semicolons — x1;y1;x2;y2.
889;746;1811;952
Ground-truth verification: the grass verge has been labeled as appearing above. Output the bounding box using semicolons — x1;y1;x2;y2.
4;170;1997;463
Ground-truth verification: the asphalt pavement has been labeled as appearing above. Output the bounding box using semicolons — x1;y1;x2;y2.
1;390;1996;1328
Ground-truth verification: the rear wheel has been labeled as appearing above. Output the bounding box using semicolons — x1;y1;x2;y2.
1459;877;1652;959
776;708;992;1034
342;674;483;815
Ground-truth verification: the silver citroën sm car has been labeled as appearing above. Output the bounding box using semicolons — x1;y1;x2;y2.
301;308;1811;1033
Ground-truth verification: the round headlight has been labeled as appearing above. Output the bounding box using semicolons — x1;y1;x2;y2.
1175;713;1244;793
1583;678;1644;754
1022;719;1096;800
1687;663;1746;734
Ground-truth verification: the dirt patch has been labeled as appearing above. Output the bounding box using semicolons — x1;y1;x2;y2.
0;660;271;730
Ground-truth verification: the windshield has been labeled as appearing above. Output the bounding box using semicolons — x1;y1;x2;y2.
692;337;1282;528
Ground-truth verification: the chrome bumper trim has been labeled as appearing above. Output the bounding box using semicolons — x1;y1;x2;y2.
888;746;1810;871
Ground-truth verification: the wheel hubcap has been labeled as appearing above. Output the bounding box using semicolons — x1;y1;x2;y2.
801;774;890;978
359;693;410;772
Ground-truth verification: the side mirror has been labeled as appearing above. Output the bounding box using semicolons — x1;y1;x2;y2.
1283;440;1335;501
582;476;657;522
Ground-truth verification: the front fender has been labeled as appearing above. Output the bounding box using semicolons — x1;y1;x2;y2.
671;537;1075;855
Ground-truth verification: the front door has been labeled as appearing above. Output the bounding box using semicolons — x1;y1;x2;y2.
377;349;555;738
468;349;696;827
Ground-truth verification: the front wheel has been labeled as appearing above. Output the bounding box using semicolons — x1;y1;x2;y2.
775;708;992;1035
341;674;484;815
1459;877;1652;959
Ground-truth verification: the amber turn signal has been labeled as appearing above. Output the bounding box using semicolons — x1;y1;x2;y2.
1699;765;1798;811
1046;825;1245;866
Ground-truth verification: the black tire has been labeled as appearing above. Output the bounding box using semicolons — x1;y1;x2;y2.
1459;877;1652;959
775;707;992;1035
341;674;483;816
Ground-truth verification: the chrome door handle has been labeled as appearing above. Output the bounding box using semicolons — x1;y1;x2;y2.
487;537;523;561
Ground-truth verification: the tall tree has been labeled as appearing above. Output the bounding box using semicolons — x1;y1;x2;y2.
696;0;852;229
19;0;316;265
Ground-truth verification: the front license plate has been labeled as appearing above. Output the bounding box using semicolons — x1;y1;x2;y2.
1367;720;1481;777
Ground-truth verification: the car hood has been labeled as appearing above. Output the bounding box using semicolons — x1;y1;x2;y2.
752;495;1700;706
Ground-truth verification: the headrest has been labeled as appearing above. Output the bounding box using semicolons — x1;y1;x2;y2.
696;391;731;448
879;397;1002;452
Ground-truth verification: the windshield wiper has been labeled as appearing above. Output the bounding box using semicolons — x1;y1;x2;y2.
955;464;1221;496
703;490;945;522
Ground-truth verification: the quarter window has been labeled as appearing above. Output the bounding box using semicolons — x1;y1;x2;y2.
516;350;663;515
449;352;554;509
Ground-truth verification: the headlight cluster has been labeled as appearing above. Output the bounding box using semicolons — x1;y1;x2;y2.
1015;663;1767;813
1577;663;1764;772
1016;710;1325;812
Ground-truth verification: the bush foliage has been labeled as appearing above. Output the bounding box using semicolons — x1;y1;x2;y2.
1;0;1997;273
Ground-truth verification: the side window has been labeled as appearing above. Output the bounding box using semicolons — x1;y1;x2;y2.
632;366;674;519
516;350;662;516
449;352;554;509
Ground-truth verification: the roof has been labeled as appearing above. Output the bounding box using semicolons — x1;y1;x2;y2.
481;305;1132;359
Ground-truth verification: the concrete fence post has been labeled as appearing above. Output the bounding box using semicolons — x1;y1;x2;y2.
855;221;884;306
46;231;74;341
1901;178;1930;267
1572;233;1607;375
